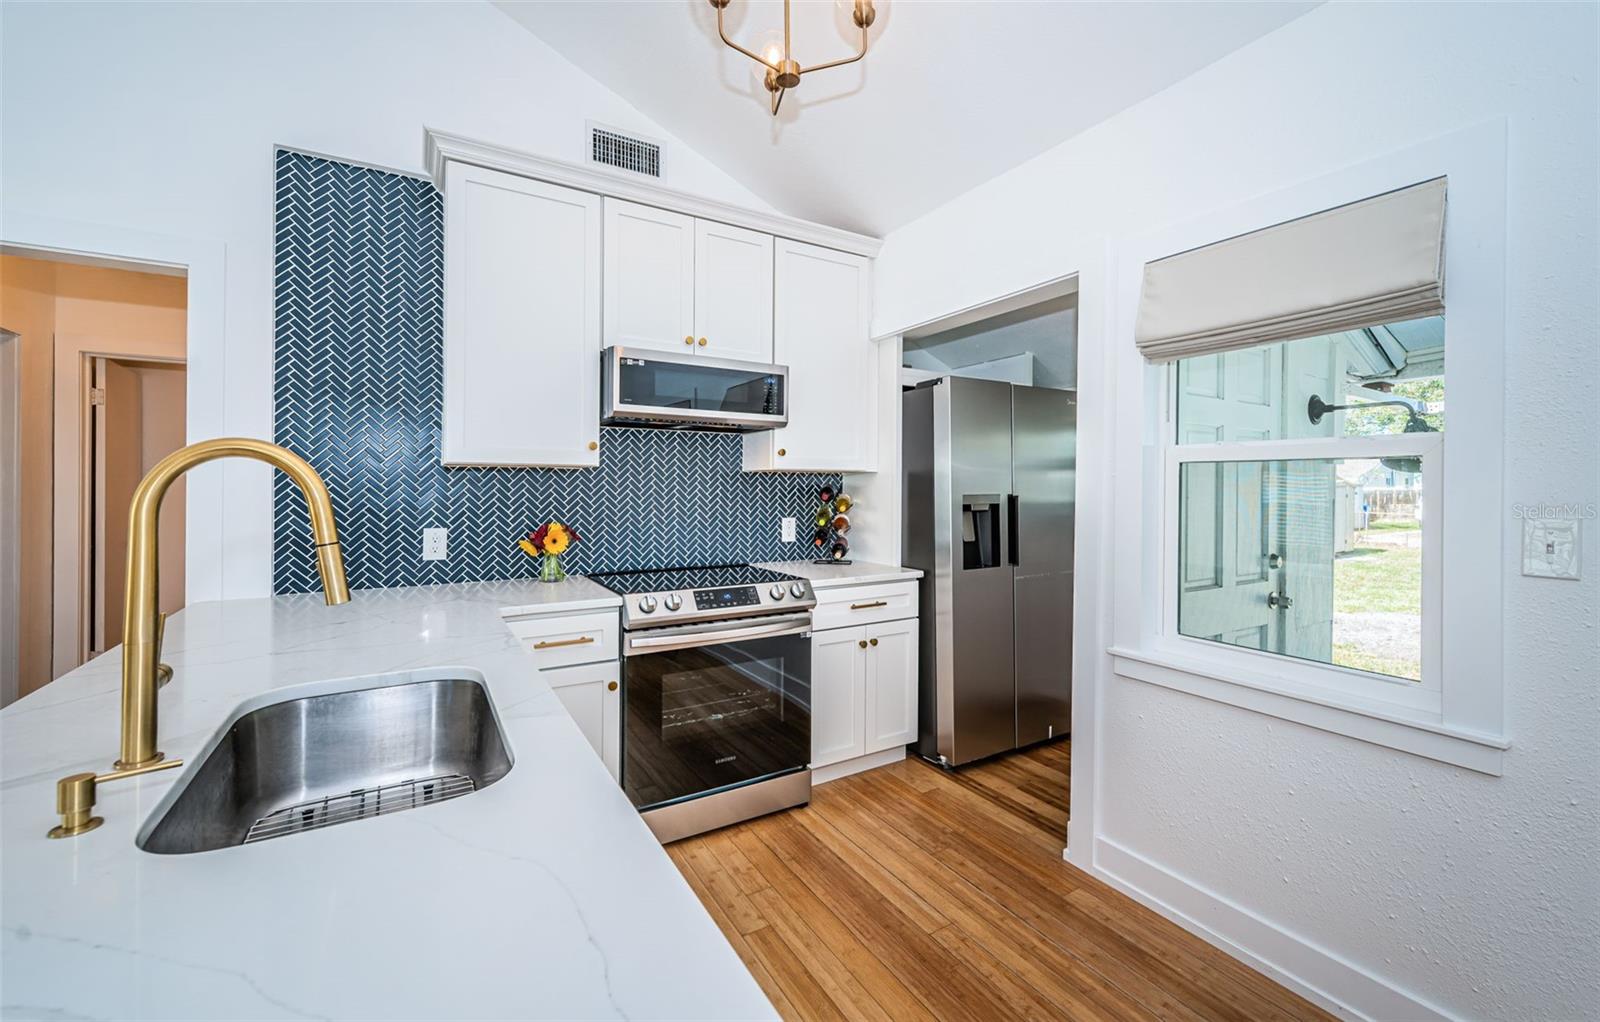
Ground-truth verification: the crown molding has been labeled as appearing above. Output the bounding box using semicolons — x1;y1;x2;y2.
423;127;882;258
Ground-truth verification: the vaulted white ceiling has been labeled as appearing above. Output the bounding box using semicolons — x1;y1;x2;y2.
495;0;1319;236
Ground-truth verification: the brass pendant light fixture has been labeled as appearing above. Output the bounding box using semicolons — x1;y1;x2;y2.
708;0;878;115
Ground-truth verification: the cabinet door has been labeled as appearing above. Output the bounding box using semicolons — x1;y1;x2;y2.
545;660;622;782
603;199;695;355
810;626;866;768
864;617;918;753
694;220;773;362
743;239;875;472
443;162;601;467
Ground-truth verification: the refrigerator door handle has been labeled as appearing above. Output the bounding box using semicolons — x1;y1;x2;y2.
1007;494;1020;566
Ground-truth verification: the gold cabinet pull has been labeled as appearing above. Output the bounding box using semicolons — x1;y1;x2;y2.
858;640;867;649
697;337;708;347
850;600;887;610
534;636;595;650
777;448;787;457
683;335;695;346
588;441;598;451
869;637;879;646
607;681;618;691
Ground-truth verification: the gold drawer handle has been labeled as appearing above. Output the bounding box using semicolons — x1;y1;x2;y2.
607;681;618;692
698;337;708;347
533;636;595;650
849;600;887;610
869;637;878;646
684;335;695;346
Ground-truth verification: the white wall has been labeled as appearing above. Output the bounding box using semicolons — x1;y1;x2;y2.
873;2;1598;1020
0;0;774;602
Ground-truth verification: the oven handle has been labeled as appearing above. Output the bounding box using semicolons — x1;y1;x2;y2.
624;614;813;656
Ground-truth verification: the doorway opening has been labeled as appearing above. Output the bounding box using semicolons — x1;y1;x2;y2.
899;277;1080;849
0;250;188;703
88;356;187;658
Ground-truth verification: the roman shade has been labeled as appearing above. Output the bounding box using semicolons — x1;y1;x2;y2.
1135;177;1446;363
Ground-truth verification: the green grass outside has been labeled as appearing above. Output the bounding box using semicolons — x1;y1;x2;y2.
1363;518;1422;533
1335;544;1422;614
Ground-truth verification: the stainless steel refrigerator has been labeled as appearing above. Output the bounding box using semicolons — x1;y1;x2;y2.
902;376;1076;767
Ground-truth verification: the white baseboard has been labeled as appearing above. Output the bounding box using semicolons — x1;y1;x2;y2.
1084;836;1456;1022
812;746;905;785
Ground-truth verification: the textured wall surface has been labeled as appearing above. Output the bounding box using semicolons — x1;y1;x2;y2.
874;2;1599;1019
272;150;835;593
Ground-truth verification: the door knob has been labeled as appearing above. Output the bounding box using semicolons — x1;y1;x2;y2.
1268;552;1284;569
1267;592;1293;610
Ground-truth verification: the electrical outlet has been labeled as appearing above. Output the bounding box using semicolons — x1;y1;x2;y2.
781;517;797;543
1522;517;1581;580
422;527;449;561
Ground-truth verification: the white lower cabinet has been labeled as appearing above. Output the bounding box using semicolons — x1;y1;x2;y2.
811;614;919;774
812;626;867;768
544;660;622;782
505;608;622;783
863;617;917;752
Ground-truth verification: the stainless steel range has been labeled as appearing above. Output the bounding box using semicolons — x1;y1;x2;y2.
590;564;817;843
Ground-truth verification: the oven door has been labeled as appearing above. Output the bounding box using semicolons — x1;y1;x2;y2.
622;613;811;812
602;346;788;431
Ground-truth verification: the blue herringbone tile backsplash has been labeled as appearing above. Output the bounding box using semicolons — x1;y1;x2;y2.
272;149;837;594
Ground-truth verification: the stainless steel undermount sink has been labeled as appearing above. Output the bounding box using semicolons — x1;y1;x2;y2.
138;675;513;855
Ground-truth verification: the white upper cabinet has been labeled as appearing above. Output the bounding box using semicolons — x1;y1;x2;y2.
694;220;774;362
603;199;696;355
442;162;601;467
744;239;876;472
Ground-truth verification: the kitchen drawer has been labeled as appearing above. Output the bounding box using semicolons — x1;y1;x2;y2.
811;581;918;631
504;610;619;669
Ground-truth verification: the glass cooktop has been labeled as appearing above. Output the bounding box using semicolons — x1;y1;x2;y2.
590;564;801;596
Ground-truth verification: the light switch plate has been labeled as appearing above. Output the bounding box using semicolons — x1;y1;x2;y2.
422;527;449;561
780;517;797;543
1522;517;1581;580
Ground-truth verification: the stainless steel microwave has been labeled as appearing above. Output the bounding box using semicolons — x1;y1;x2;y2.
601;346;788;432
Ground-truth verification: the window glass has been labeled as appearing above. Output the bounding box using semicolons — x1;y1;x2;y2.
1177;458;1422;682
1174;316;1444;444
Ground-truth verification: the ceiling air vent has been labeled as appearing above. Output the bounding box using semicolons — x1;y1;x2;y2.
588;124;662;179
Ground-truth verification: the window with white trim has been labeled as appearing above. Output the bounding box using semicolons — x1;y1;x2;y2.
1166;320;1445;713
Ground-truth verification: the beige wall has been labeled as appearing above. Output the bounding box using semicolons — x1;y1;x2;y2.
0;254;186;693
0;256;57;695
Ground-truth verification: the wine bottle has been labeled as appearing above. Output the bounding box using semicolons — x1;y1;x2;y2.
834;493;853;513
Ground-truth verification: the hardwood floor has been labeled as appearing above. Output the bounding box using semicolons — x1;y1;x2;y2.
667;742;1334;1021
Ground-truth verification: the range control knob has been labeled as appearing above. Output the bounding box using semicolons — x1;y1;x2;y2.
663;593;683;611
637;595;657;614
769;584;786;600
790;581;808;599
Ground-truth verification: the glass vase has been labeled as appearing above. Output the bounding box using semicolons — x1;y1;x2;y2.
540;553;566;584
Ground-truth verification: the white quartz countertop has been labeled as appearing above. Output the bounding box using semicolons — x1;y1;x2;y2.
0;578;776;1022
756;559;923;588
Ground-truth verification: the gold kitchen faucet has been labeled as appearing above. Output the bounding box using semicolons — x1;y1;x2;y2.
49;439;350;838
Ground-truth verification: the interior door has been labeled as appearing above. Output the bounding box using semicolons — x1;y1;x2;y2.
1011;385;1074;745
1175;341;1339;658
1176;349;1283;651
92;358;143;656
693;220;773;362
603;198;695;355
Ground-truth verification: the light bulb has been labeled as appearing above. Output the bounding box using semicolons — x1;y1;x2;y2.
753;28;784;81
